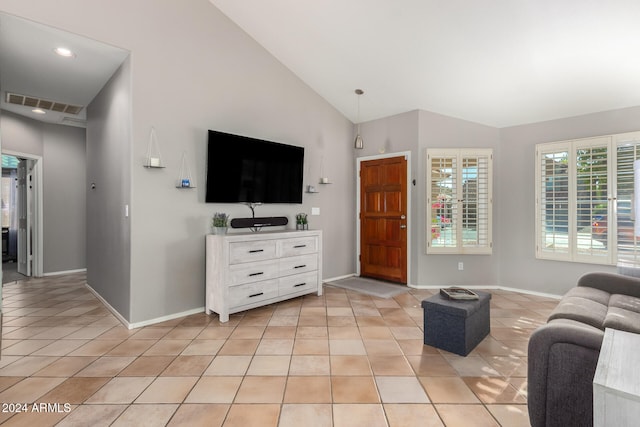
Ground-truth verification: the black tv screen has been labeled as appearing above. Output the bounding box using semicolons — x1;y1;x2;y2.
206;130;304;204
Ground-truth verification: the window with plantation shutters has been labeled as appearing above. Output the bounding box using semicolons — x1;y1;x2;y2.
426;149;493;254
535;131;640;265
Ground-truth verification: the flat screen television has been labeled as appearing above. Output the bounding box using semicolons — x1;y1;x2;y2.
206;130;304;204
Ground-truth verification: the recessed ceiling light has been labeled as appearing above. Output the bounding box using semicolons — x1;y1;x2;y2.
53;47;75;58
32;108;46;114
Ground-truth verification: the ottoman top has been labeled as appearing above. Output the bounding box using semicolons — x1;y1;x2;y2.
421;290;491;316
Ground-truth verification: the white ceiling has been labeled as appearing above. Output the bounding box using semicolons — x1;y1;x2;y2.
3;3;640;129
210;0;640;128
0;13;129;127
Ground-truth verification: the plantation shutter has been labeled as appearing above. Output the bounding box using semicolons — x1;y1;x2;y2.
536;143;570;260
615;132;640;267
574;138;610;263
427;149;492;254
461;153;491;249
428;154;458;250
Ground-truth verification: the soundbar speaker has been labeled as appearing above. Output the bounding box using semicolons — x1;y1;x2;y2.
230;216;288;229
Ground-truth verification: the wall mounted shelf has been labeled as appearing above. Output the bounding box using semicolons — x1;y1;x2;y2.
144;127;165;168
176;151;196;188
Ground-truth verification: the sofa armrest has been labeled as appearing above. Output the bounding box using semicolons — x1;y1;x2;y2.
577;271;640;298
528;319;603;427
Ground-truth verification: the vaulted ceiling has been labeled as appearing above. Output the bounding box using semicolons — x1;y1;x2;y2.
210;0;640;127
2;3;640;129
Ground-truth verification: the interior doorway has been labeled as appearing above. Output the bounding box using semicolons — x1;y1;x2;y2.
1;152;43;283
357;152;411;284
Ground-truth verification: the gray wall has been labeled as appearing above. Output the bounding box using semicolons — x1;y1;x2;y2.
0;110;86;274
1;110;43;155
1;0;355;324
124;1;355;323
355;110;420;284
42;122;86;273
86;56;132;320
417;110;502;288
356;110;501;288
359;107;640;295
499;106;640;295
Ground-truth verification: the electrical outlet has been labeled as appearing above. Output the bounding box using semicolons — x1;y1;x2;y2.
458;262;464;271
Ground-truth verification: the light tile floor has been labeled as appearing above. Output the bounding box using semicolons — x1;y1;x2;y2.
0;273;558;426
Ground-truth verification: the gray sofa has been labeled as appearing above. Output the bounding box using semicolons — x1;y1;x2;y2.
528;271;640;427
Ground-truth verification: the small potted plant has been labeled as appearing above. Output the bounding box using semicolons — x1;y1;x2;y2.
295;213;308;230
212;212;229;235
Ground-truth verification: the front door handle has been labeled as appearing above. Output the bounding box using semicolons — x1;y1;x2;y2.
400;215;406;219
400;225;407;229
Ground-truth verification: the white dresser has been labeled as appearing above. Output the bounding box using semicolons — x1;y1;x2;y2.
205;229;322;322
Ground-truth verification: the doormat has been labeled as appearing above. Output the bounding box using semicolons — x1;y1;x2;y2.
325;276;409;298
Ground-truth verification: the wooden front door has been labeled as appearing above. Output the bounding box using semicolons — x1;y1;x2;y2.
360;156;408;284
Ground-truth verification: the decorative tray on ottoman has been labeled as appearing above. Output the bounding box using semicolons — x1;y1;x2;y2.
439;287;479;300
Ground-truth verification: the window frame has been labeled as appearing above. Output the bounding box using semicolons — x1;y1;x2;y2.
535;131;640;265
426;148;493;255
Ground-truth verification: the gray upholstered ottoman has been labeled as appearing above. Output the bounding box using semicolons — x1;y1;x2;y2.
421;290;491;356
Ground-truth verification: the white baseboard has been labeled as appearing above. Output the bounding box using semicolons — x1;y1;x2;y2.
43;268;87;277
85;282;206;329
405;283;562;300
84;283;130;327
128;307;205;329
497;286;562;300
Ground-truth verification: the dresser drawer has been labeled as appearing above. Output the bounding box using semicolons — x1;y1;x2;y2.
229;240;277;264
229;279;279;308
279;254;318;277
229;260;279;286
279;271;319;296
278;236;318;257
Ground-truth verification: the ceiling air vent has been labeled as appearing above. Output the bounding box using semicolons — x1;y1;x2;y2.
5;92;83;115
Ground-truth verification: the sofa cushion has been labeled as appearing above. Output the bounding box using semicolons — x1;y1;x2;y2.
563;286;611;305
604;307;640;333
548;287;610;330
608;293;640;312
603;294;640;333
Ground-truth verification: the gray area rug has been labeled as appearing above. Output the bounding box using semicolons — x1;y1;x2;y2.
325;276;409;298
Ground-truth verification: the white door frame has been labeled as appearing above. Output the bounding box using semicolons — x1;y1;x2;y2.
356;150;412;283
2;150;43;277
17;158;30;276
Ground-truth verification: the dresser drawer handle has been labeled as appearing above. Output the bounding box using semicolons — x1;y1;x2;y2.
294;265;306;269
294;283;306;288
248;272;264;277
293;244;306;248
249;249;264;253
249;292;264;298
